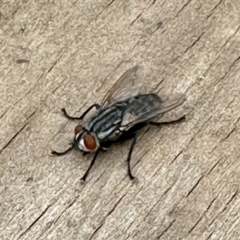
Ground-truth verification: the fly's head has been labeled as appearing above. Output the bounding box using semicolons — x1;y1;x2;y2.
73;124;99;153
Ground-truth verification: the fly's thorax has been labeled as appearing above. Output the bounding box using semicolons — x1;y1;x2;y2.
85;104;126;142
74;124;99;152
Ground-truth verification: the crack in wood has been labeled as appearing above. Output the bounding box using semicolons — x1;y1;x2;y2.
94;0;118;21
125;219;135;234
209;189;239;228
0;109;37;154
12;8;19;15
156;219;176;239
188;197;216;233
184;31;205;54
11;122;27;138
176;0;192;17
106;0;115;8
142;181;182;231
186;174;205;197
0;109;8;119
220;126;237;142
130;13;142;26
206;0;224;19
169;115;212;165
54;197;79;224
151;0;157;6
224;98;236;111
88;193;126;240
35;195;85;239
186;26;239;97
206;197;217;212
223;189;239;210
169;149;184;165
213;55;240;87
130;0;160;26
217;25;240;56
89;222;104;240
17;204;51;240
206;230;215;239
47;61;58;73
16;59;29;64
206;159;220;175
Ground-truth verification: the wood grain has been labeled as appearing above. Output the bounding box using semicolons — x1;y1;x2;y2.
0;0;240;239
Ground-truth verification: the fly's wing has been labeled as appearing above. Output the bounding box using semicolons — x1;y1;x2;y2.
120;94;186;131
101;65;146;106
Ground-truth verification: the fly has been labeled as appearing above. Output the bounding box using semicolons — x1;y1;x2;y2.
51;65;186;181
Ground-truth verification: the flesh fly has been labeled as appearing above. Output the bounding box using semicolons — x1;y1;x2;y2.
51;65;186;181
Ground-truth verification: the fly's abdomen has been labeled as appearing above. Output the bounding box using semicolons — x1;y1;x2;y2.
126;94;162;116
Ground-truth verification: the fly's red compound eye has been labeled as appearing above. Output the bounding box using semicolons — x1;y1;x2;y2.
83;134;96;151
74;124;82;135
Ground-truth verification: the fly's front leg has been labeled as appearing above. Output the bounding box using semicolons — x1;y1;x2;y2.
81;148;100;181
51;143;74;156
148;115;186;126
61;103;101;121
114;131;137;180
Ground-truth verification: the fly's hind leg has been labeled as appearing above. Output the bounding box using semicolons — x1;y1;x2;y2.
61;103;101;121
126;134;137;180
115;131;138;180
148;115;186;126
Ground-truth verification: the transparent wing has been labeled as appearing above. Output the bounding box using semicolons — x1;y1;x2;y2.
120;94;186;131
101;65;146;106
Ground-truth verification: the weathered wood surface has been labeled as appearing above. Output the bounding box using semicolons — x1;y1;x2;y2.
0;0;240;239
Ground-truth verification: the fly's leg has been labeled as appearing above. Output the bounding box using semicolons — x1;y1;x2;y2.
148;115;186;126
61;103;101;121
51;144;74;156
81;148;100;181
100;141;112;150
78;103;101;119
126;134;137;180
116;131;138;143
113;131;137;179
